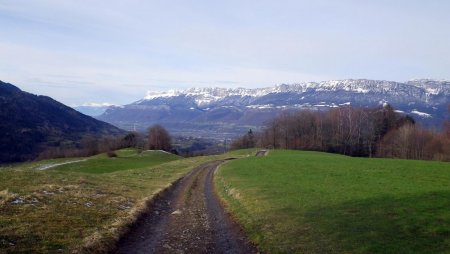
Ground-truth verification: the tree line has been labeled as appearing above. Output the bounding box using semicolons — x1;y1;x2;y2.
38;124;173;160
232;105;450;161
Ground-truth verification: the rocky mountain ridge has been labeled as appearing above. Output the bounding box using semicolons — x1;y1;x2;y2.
97;79;449;139
139;79;449;107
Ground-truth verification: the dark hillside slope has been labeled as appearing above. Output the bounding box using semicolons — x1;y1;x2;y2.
0;80;124;163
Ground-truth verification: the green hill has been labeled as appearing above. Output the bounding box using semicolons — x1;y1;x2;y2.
52;149;180;174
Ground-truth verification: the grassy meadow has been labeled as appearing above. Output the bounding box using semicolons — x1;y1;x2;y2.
0;148;256;253
54;149;180;174
216;150;450;254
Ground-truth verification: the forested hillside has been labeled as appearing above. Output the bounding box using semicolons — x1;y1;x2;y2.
0;81;124;163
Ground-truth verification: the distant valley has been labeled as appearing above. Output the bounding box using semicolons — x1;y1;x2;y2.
87;79;449;139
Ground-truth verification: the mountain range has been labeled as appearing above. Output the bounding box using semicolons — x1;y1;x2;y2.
96;79;449;139
0;81;124;163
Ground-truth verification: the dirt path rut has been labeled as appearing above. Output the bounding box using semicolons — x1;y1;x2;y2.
114;161;258;254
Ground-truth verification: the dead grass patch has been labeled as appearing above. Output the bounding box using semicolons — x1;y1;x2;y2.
0;189;18;206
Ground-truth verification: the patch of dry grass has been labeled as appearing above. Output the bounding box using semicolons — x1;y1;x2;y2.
0;189;18;206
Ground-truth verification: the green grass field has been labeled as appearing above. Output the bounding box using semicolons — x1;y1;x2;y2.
53;149;180;173
216;150;450;254
0;149;258;253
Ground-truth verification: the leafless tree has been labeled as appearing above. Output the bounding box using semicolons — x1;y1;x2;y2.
232;105;449;161
148;124;172;151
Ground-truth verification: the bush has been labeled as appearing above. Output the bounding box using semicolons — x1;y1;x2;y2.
106;151;117;158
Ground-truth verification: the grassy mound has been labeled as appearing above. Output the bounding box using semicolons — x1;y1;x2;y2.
216;150;450;253
52;149;180;173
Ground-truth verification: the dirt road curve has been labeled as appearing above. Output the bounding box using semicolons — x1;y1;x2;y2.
255;150;267;157
114;161;258;254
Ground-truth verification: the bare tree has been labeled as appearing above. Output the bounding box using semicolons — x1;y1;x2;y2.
230;129;256;149
232;105;449;161
122;132;139;148
148;125;172;151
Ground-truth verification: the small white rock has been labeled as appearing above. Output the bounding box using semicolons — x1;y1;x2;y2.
171;209;182;215
11;197;25;205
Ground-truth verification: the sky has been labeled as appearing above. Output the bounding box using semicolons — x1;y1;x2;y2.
1;0;450;106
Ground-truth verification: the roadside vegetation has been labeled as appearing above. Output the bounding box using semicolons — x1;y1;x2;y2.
0;148;258;253
216;150;450;253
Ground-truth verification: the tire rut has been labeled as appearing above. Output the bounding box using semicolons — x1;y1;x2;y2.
114;161;258;254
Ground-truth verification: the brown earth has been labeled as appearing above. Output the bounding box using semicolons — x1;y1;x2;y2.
113;160;258;254
255;150;267;157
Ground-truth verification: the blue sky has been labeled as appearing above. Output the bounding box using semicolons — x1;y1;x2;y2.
1;0;449;106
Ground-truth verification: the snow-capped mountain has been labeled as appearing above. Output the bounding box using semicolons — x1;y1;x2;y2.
98;79;449;139
136;79;448;107
74;103;118;117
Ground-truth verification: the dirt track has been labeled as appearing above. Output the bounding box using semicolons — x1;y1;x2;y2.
114;160;258;254
255;150;267;157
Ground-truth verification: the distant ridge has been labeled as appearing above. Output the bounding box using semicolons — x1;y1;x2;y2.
140;79;450;104
98;79;449;139
0;80;124;163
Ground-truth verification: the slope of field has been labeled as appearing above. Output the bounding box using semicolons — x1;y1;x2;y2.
0;149;234;253
52;149;180;174
216;150;450;253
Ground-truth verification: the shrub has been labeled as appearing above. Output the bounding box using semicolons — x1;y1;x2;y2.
107;151;117;158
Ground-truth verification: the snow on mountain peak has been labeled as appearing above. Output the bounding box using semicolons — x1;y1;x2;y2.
74;102;117;107
411;110;432;118
407;79;450;95
145;89;181;99
141;79;449;107
144;86;277;106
